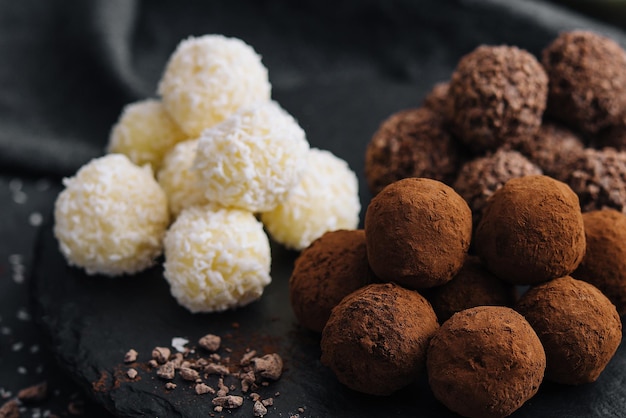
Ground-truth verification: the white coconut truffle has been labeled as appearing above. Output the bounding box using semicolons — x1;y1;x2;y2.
163;204;272;313
261;148;361;250
157;139;209;218
106;99;188;171
194;100;310;212
158;34;271;137
54;154;170;276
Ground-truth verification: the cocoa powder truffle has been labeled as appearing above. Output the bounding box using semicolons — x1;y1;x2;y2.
564;147;626;214
475;175;586;284
364;107;465;195
365;178;472;288
426;256;516;323
321;283;439;395
516;276;622;385
453;149;542;230
572;209;626;316
289;229;373;333
427;306;545;418
448;45;548;153
542;30;626;136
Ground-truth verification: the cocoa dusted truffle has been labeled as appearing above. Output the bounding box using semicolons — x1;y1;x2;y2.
425;256;516;323
427;306;545;418
364;107;465;195
422;81;450;116
542;30;626;136
572;209;626;316
564;147;626;214
475;175;586;284
516;276;622;385
448;45;548;153
365;178;472;289
289;229;373;333
453;149;542;230
321;283;439;395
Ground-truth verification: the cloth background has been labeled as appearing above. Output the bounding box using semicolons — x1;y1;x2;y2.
0;1;624;416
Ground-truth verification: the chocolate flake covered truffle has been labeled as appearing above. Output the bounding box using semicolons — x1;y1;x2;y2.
542;30;626;136
364;107;465;195
289;229;372;333
427;306;545;418
475;175;586;284
365;178;472;289
321;283;439;396
422;81;450;117
572;209;626;316
448;45;548;153
516;276;622;385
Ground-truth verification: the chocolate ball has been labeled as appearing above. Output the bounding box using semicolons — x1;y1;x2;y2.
365;178;472;288
427;306;545;418
289;229;372;333
516;276;622;385
564;147;626;214
364;107;465;196
321;283;439;396
453;149;542;230
542;30;626;136
448;45;548;153
475;175;586;284
422;81;450;116
425;256;516;323
572;209;626;316
516;122;585;181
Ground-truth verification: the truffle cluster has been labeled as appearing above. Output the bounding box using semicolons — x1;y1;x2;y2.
55;34;361;313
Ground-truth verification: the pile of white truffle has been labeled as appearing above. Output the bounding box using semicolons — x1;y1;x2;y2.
53;34;360;313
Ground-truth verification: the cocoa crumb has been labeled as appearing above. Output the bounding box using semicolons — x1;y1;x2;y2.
199;334;221;352
252;353;283;380
240;350;257;365
0;399;19;418
179;367;200;382
127;368;138;380
213;395;244;409
195;383;215;395
262;398;274;407
253;400;267;417
209;353;221;362
250;393;261;402
17;381;47;403
152;347;171;364
156;362;176;380
148;359;158;368
124;349;138;363
205;363;229;376
193;358;209;369
240;370;256;392
214;406;223;413
217;378;229;397
170;353;184;369
165;382;177;390
298;407;305;413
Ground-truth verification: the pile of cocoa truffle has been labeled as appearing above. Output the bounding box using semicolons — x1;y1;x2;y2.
289;30;626;418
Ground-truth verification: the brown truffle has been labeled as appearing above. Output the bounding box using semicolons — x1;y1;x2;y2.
427;306;545;418
572;209;626;316
365;178;472;288
542;30;626;136
448;45;548;153
516;122;585;181
289;229;372;333
364;107;465;195
564;147;626;214
425;256;516;323
422;81;450;116
475;175;586;284
320;283;439;395
515;276;622;385
453;149;542;230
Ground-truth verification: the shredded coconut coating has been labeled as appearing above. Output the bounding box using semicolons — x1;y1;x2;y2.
261;148;361;250
157;139;209;218
106;99;188;172
53;154;170;276
163;204;272;313
194;101;310;212
158;34;271;137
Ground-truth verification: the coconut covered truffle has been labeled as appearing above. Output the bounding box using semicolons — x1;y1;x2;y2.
542;30;626;136
572;209;626;316
364;107;465;195
516;276;622;385
425;256;516;323
261;148;360;251
453;149;542;230
163;204;271;313
321;283;439;396
447;45;548;153
427;306;545;418
475;175;586;284
158;34;271;137
194;100;309;212
289;229;372;333
106;99;188;171
54;154;169;276
365;178;472;289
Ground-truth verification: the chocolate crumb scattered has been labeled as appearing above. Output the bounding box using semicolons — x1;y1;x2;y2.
209;353;221;362
251;354;283;380
152;347;171;364
213;395;244;409
240;370;256;392
0;399;19;418
148;359;158;368
253;400;268;417
124;349;138;363
17;381;47;403
214;405;223;413
127;368;138;380
298;407;305;413
262;398;274;407
199;334;221;352
156;362;176;380
195;383;215;395
240;350;257;365
217;378;229;397
170;353;184;369
250;393;261;402
179;367;200;381
165;382;177;390
205;363;229;376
